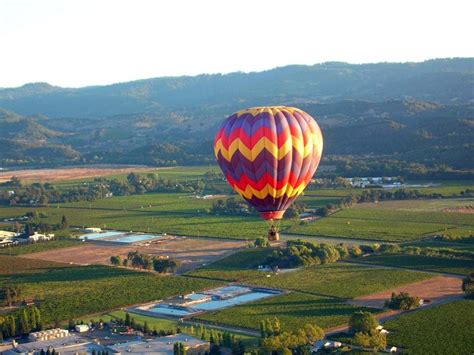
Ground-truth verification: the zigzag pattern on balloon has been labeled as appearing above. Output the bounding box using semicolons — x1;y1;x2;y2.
214;106;323;216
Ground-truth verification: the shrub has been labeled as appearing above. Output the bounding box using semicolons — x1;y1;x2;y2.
385;292;421;310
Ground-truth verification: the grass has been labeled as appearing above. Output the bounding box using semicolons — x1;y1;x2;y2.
187;248;274;282
289;215;450;242
357;254;474;276
197;292;374;331
333;205;474;226
187;251;433;299
288;198;474;242
385;299;474;355
0;254;71;274
0;239;84;255
247;262;433;299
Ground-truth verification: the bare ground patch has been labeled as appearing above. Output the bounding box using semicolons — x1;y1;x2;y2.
348;275;464;309
21;237;247;273
0;166;164;183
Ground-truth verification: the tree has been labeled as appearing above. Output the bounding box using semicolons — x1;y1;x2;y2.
254;237;270;248
385;292;421;310
124;312;131;326
110;256;121;266
60;215;69;229
462;273;474;298
349;311;378;335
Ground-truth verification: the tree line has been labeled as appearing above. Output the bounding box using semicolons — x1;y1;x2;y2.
0;172;219;206
110;251;181;273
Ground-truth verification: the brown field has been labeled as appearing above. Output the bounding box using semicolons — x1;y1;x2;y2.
21;237;247;273
0;166;162;183
349;275;464;309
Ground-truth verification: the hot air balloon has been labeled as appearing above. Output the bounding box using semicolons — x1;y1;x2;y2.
214;106;323;241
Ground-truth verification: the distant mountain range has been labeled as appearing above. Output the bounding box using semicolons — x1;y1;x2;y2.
0;58;473;174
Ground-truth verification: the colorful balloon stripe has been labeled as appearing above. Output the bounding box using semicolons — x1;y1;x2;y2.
214;106;323;220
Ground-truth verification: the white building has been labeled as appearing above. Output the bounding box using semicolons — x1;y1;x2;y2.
28;328;69;342
83;227;102;233
28;232;54;242
0;230;17;239
75;324;90;333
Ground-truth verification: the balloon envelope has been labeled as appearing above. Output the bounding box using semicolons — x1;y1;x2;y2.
214;106;323;220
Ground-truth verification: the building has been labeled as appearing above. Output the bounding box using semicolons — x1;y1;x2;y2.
84;227;102;233
75;324;90;332
311;340;342;353
107;334;209;354
0;230;17;239
28;232;54;242
5;334;102;355
28;328;69;342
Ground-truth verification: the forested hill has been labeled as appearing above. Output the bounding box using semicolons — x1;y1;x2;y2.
0;58;473;177
0;58;473;118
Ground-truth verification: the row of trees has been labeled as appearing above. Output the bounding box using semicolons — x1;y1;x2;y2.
110;252;181;273
265;240;360;268
1;172;215;206
259;317;324;354
0;306;42;340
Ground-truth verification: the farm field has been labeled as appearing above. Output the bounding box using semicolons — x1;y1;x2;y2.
289;215;450;242
0;166;158;183
356;197;474;212
334;203;474;226
385;300;474;355
0;255;220;325
187;250;435;299
248;262;434;299
0;239;84;255
21;237;247;273
0;192;296;240
289;198;474;242
197;292;374;332
349;275;463;308
357;254;474;276
186;248;274;281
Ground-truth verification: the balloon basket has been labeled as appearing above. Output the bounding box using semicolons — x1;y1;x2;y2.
267;224;280;242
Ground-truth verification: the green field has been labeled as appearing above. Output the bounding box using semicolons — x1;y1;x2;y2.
248;263;433;299
288;198;474;242
357;254;474;276
0;193;296;240
385;300;474;355
0;239;84;255
187;248;273;282
289;215;450;242
187;250;433;299
0;255;220;325
198;292;373;331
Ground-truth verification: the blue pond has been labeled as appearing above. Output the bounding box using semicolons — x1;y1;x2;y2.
80;231;161;243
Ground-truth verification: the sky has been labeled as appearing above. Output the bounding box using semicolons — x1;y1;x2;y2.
0;0;473;88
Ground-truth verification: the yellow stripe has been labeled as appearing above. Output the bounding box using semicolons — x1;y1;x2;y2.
236;106;305;118
214;135;318;161
233;181;308;199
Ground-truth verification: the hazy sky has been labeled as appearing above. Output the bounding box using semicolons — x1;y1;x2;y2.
1;0;473;88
